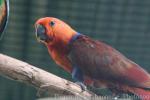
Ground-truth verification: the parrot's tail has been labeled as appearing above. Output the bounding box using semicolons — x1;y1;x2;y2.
129;88;150;100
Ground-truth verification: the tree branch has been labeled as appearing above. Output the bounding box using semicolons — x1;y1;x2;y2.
0;53;96;99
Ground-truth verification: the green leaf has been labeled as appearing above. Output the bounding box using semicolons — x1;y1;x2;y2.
0;0;4;6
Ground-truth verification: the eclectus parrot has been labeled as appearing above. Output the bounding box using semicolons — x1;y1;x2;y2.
35;17;150;100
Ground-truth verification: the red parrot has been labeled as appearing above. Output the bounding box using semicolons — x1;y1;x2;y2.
35;17;150;100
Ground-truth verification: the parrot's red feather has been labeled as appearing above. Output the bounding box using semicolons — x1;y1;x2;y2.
46;42;72;73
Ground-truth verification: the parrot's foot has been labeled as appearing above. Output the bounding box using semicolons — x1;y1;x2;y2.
75;82;87;91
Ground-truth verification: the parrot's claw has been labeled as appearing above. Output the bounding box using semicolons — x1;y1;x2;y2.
75;82;87;91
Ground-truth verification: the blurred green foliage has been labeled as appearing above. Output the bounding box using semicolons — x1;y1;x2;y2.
0;0;150;100
0;0;3;5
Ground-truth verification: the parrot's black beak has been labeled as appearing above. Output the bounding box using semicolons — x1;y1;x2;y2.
36;24;47;41
35;24;53;43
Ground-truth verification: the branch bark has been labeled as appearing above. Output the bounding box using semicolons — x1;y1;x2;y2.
0;53;96;99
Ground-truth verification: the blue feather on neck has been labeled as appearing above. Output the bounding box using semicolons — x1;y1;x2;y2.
69;32;81;44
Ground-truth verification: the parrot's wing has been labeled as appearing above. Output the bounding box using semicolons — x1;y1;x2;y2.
68;35;150;89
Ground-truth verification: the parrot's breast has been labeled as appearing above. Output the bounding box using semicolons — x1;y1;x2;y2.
46;43;72;73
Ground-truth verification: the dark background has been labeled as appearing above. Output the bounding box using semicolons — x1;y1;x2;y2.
0;0;150;100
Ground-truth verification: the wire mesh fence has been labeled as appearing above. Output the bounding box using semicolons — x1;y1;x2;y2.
0;0;150;100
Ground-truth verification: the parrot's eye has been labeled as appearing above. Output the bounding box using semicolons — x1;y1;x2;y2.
50;21;55;27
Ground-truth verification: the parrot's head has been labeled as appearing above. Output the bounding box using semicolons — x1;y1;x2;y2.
35;17;76;45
